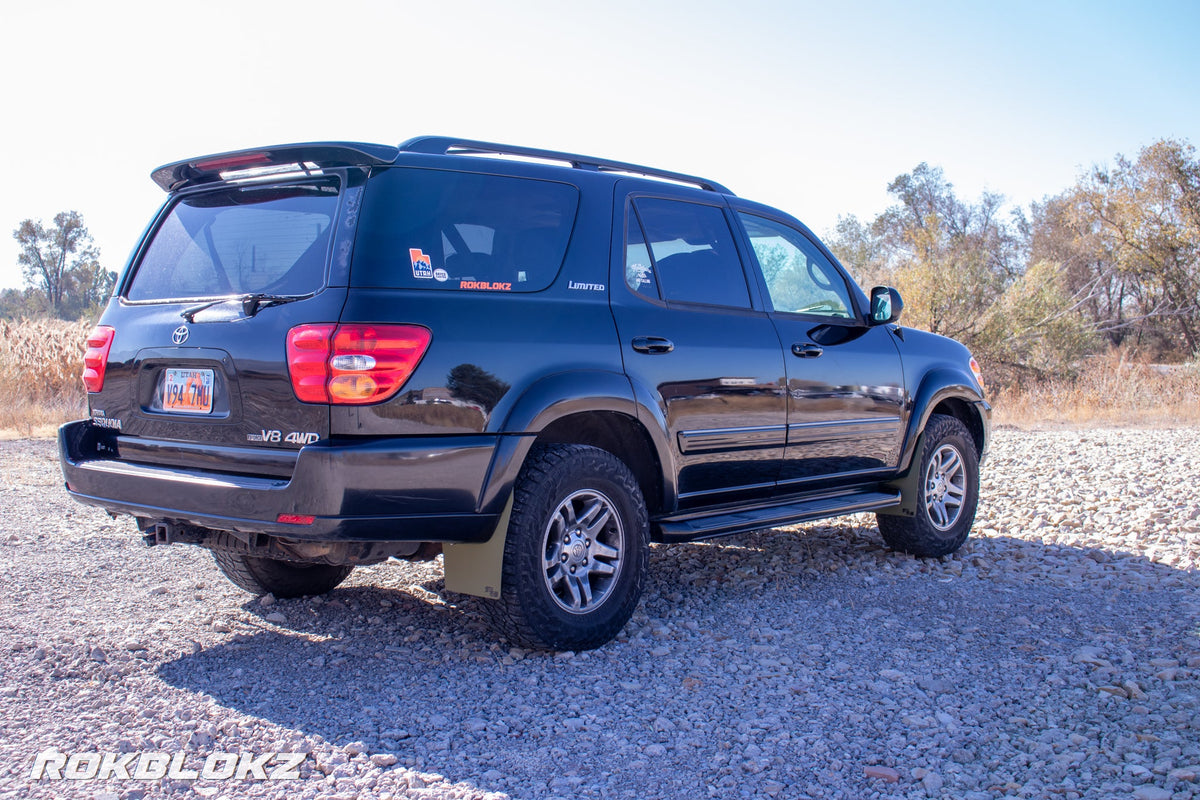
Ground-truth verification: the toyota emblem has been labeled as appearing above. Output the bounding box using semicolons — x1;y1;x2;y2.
172;325;189;345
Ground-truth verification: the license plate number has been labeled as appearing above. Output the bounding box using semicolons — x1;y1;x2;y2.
162;368;214;414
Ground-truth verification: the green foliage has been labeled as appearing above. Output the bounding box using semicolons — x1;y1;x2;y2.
980;261;1098;379
829;141;1200;378
11;211;116;320
1030;139;1200;358
828;163;1029;365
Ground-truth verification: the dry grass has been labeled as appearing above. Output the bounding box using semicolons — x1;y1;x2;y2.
991;351;1200;428
0;318;89;438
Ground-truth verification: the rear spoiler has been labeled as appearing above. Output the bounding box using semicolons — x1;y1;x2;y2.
150;142;399;192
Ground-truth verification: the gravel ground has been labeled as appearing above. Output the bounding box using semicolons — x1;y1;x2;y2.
1;427;1198;800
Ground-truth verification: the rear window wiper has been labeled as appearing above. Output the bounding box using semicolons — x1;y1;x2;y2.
181;292;314;322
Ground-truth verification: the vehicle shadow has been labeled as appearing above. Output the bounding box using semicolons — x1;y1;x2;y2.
156;523;1200;799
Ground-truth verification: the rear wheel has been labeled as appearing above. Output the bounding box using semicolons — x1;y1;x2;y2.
486;444;649;651
211;550;354;598
877;414;979;557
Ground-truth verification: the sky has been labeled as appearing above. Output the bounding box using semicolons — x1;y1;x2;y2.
1;0;1198;291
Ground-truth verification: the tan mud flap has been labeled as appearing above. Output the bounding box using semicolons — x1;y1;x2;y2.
442;494;513;599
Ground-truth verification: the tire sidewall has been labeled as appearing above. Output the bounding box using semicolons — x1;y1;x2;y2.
915;417;979;551
506;446;649;649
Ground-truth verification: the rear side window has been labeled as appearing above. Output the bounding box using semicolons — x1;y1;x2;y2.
351;168;579;292
626;197;751;308
126;183;339;302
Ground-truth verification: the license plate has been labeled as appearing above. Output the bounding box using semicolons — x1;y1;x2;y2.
162;368;214;414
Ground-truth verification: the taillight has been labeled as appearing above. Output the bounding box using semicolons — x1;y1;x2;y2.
82;326;115;393
286;324;335;403
286;324;431;405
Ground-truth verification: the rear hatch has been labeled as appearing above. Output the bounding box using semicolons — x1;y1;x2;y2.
86;145;393;474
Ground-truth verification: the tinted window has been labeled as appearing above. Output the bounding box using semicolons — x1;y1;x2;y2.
352;168;579;292
126;184;338;302
739;213;855;318
624;205;659;299
631;198;750;308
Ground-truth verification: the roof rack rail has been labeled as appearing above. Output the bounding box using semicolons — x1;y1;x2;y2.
398;136;733;195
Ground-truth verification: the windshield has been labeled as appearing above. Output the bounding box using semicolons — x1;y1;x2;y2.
125;183;339;302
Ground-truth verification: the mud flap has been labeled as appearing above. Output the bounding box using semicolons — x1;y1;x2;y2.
877;429;926;518
442;494;513;599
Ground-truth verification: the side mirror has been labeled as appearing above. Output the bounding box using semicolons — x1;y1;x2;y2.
869;286;904;325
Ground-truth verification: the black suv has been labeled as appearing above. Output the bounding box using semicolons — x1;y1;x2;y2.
60;137;990;650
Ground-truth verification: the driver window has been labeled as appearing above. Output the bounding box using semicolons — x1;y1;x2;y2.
738;212;854;318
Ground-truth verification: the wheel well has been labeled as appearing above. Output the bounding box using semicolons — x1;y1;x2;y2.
533;412;664;514
929;397;985;456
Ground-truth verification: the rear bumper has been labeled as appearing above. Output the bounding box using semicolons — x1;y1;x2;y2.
58;420;502;542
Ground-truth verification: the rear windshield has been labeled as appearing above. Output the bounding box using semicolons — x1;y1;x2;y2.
125;183;340;302
351;168;579;292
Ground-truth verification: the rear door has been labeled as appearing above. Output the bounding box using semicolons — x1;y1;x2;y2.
609;187;787;507
92;176;358;457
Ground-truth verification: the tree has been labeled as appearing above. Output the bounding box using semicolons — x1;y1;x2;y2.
979;260;1097;379
827;163;1024;357
1031;139;1200;358
12;211;115;319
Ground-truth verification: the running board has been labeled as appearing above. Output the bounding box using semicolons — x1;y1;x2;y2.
654;489;901;543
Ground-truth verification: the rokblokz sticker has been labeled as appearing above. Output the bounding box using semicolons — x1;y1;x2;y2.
460;280;512;291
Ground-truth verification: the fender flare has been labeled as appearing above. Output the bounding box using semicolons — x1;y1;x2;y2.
446;371;675;599
880;369;987;518
479;370;676;515
899;367;988;473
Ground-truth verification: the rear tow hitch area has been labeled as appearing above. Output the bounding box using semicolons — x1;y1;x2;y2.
140;520;207;547
136;518;431;566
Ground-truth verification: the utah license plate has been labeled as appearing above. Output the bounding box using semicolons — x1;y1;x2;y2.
162;368;214;414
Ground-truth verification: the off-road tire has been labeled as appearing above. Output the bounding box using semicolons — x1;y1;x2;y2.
211;550;354;598
486;444;649;651
877;414;979;557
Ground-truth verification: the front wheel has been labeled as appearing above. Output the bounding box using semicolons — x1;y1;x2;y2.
877;414;980;557
486;444;649;651
211;550;354;598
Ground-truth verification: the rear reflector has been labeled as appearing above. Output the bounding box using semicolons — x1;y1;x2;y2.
82;326;116;393
286;323;431;405
276;513;315;525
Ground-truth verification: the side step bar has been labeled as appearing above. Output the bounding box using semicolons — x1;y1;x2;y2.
654;489;901;543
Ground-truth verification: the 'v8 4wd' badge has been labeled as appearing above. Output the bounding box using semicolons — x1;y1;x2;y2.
247;430;319;445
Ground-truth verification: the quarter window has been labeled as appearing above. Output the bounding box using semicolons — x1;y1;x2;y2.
352;168;579;292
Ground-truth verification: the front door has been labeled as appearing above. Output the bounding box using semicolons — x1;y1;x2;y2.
734;210;907;486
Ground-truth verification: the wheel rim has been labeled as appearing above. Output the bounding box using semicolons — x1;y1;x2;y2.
924;444;967;531
541;489;624;614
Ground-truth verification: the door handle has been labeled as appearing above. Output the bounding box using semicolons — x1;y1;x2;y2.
632;336;675;354
791;343;823;358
